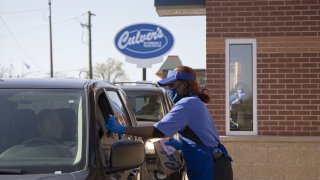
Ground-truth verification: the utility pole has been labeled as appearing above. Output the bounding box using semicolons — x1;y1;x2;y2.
9;63;13;78
143;68;146;81
82;11;95;79
88;11;95;79
48;0;53;78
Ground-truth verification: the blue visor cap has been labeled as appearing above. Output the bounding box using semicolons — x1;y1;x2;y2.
157;70;196;86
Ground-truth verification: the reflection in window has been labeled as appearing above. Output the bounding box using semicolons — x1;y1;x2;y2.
226;39;257;135
106;91;129;126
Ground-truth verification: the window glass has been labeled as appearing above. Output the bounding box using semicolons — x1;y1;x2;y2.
105;91;130;126
125;92;165;122
226;39;257;135
229;44;253;131
0;89;84;168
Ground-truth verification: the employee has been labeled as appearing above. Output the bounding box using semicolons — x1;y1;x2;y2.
105;66;233;180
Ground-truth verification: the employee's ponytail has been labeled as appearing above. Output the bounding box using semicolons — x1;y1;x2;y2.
175;66;210;103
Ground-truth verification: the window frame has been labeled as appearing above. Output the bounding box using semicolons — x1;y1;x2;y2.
225;38;257;135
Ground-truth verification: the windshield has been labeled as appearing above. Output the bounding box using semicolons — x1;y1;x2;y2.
0;89;85;173
126;92;165;122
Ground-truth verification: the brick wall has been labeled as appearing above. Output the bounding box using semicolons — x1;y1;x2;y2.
206;0;320;135
222;136;320;180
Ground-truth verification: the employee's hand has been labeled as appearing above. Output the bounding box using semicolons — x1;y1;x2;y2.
104;115;127;134
165;138;183;150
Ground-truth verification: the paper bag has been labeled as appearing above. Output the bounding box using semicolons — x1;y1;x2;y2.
154;140;183;175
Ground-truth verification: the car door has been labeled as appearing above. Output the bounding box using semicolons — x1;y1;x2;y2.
97;88;139;179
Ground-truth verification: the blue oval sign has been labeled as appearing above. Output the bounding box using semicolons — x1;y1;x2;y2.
114;23;174;59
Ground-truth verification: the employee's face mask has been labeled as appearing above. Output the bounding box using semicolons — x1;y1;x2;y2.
167;82;184;103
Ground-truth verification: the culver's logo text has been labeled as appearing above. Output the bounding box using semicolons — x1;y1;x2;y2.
160;149;181;171
114;23;174;59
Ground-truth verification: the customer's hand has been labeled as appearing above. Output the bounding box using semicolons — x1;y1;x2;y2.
165;138;183;150
104;115;127;134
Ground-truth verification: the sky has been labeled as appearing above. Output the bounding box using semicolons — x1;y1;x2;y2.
0;0;205;82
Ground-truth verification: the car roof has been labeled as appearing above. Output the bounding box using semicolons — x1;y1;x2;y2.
115;82;164;93
0;78;115;89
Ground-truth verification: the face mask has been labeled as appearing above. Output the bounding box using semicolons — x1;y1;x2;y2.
167;87;183;104
237;89;246;98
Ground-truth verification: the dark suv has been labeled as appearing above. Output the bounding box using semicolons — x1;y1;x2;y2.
0;78;145;180
116;82;185;180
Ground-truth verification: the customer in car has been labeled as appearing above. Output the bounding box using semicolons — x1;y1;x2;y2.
105;66;233;180
34;109;77;156
37;109;64;141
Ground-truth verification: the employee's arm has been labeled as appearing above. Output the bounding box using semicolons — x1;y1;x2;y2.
125;126;165;138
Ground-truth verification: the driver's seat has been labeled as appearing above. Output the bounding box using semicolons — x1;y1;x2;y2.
11;109;37;145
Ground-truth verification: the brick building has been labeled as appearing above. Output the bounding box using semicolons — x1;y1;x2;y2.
154;0;320;179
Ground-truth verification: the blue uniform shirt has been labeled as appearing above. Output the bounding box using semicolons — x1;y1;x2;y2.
154;96;221;152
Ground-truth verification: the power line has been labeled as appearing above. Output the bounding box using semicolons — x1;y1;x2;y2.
0;16;82;38
0;24;48;38
0;8;46;15
0;16;43;70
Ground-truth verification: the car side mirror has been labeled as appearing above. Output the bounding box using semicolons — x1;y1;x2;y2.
105;139;145;174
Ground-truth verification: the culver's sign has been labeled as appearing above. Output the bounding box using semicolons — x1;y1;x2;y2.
115;23;174;60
